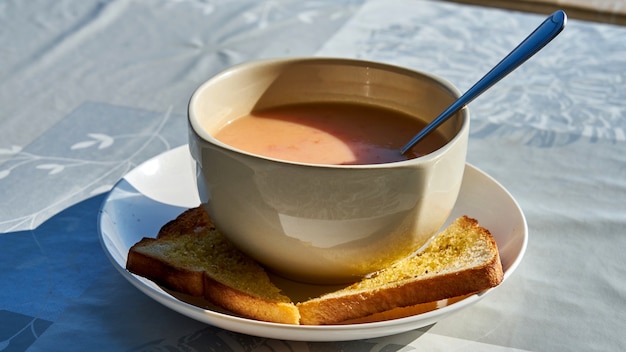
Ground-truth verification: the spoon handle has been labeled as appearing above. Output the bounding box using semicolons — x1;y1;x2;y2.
401;10;567;154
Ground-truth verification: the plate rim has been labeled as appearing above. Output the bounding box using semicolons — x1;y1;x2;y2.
97;145;527;341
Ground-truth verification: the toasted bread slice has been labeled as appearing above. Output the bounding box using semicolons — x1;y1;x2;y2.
126;207;300;324
127;207;502;325
297;216;503;324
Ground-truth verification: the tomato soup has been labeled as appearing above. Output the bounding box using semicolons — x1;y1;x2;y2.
214;102;447;165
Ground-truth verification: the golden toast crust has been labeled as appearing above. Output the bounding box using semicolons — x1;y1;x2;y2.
126;207;300;324
297;216;503;325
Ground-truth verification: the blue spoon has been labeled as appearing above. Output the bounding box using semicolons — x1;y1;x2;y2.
401;10;567;154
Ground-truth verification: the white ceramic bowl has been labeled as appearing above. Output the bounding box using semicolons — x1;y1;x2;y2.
188;58;469;283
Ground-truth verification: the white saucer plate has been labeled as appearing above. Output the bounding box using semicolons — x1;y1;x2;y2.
98;145;527;341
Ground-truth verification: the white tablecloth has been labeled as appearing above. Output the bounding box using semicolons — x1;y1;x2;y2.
1;0;624;351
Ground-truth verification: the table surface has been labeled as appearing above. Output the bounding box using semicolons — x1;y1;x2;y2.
446;0;626;25
2;0;625;351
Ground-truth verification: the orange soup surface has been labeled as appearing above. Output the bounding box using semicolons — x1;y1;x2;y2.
214;103;447;165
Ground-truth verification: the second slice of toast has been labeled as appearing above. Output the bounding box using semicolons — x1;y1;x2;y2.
297;216;503;324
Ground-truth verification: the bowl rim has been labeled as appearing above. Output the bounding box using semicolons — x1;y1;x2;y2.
188;57;469;169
